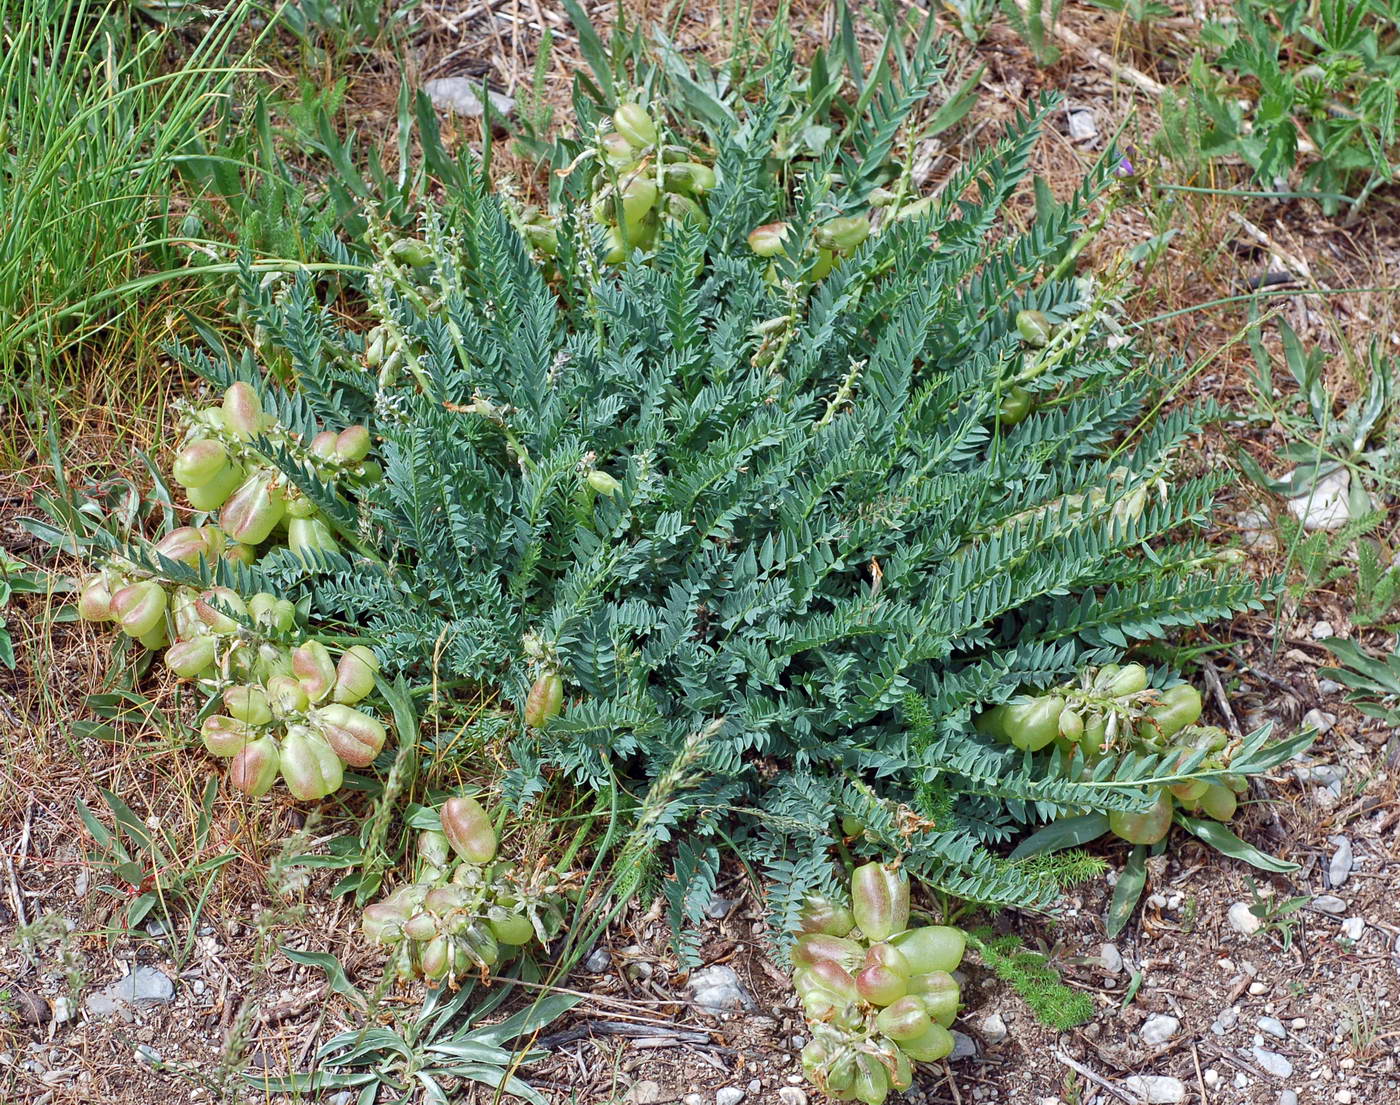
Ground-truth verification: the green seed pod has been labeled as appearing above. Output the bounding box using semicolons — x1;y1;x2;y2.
973;705;1009;741
804;958;860;1003
865;941;912;977
154;526;213;567
663;192;709;227
403;912;440;942
362;902;407;944
111;581;167;639
78;575;113;622
488;910;535;946
888;1048;913;1093
224;684;272;726
284;492;317;520
668;161;716;194
600;130;637;166
1059;706;1084;742
186;462;245;512
906;970;960;1027
1082;712;1108;756
856;963;908;1007
228;735;280;796
815;215;871;255
524;673;564;727
1003;695;1066;752
165;635;216;678
1015;309;1052;347
798;894;855;938
201;715;252;757
1139;684;1202;743
801;987;845;1023
137;623;169;650
196;587;247;635
602;224;626;264
313;703;387;767
850;862;910;943
266;674;310;718
612;103;658;148
173;439;230;489
619;175;659;228
247;593;296;634
252;642;293;683
899;1022;954;1062
292;640;337;703
889;925;966;976
851;1054;889;1105
220;472;287;546
586;470;622;497
808;249;836;281
223;542;257;566
998;386;1032;426
464;924;501;968
875;995;933;1042
792;933;865;971
1199;783;1237;821
287;516;339;562
279;725;344;800
747;221;790;257
333;645;380;705
1108;788;1174;844
440;794;498;864
389;238;433;268
335;425;371;463
222;381;266;441
420;935;451;979
310;430;338;459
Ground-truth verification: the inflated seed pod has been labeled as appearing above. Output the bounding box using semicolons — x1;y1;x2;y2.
279;725;344;800
362;902;408;943
1015;309;1051;347
223;684;272;726
524;673;563;727
747;222;790;257
1003;695;1066;752
335;425;371;463
855;963;908;1006
1108;788;1174;845
803;958;860;1003
1197;782;1237;821
612;103;658;148
487;910;535;946
222;381;266;440
1058;706;1085;742
111;581;167;639
419;935;451;979
266;674;310;718
220;471;287;546
287;516;339;561
440;795;498;864
312;703;387;767
998;386;1032;426
586;470;622;497
165;635;216;678
223;542;257;566
850;862;909;943
899;1022;954;1062
798;894;856;938
227;735;280;796
78;575;114;622
600;130;637;166
864;941;912;977
284;492;317;520
196;587;247;634
186;461;245;512
201;715;252;757
292;640;336;703
173;439;230;489
815;215;870;254
906;970;960;1027
875;995;933;1042
251;643;293;683
792;933;865;971
403;912;440;942
247;593;296;634
889;925;966;975
332;645;379;705
1138;683;1202;743
310;430;338;460
154;526;214;566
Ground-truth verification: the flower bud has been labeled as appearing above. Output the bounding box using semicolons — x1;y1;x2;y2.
292;639;336;703
222;381;266;440
798;894;855;937
747;221;791;257
875;995;932;1042
850;861;909;943
228;735;280;796
889;925;966;976
224;684;272;726
524;673;563;727
173;439;231;489
185;462;245;512
313;703;387;767
440;794;497;864
220;472;287;546
333;645;380;704
612;103;658;148
266;674;310;717
279;725;344;800
111;581;167;638
196;587;247;634
201;715;252;757
165;635;216;678
334;425;371;463
78;575;113;621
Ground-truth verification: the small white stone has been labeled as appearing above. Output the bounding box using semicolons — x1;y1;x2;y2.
1100;942;1123;973
49;997;74;1023
1304;709;1338;736
715;1089;745;1105
1291;1018;1307;1030
1250;981;1269;995
1067;109;1098;141
1329;837;1353;886
777;1089;807;1105
1287;468;1357;532
1311;620;1335;639
1280;1093;1299;1105
1340;917;1365;940
423;77;514;118
950;1031;977;1061
1258;1017;1287;1039
1254;1048;1294;1078
1141;1014;1181;1046
1318;678;1343;696
1204;1068;1220;1088
1120;1075;1186;1103
1229;902;1264;936
1336;1091;1354;1104
1236;1071;1250;1089
1313;895;1347;914
979;1012;1008;1044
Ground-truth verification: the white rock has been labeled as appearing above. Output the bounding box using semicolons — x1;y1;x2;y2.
1258;1017;1287;1039
1253;1048;1294;1078
423;77;514;118
950;1031;977;1061
1336;1091;1354;1104
1237;510;1276;550
1236;1072;1250;1089
1203;1068;1220;1088
1120;1075;1186;1103
778;1089;807;1105
1318;678;1343;696
1314;895;1347;914
1305;709;1338;735
688;965;748;1013
1340;917;1365;940
85;967;175;1017
1249;981;1269;996
1229;902;1264;936
1329;838;1353;886
1067;109;1098;141
715;1089;745;1105
1287;468;1355;532
1279;1092;1299;1105
684;1095;704;1105
978;1012;1008;1043
1312;620;1335;639
1100;942;1123;973
584;947;610;972
49;997;74;1023
1141;1014;1180;1046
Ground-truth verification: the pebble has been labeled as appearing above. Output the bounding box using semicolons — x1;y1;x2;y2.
1328;838;1354;887
704;895;735;919
684;1095;704;1105
50;997;74;1024
422;77;514;118
1229;901;1264;936
1258;1017;1287;1039
688;965;749;1014
134;1045;162;1067
980;1013;1008;1044
1280;1093;1298;1105
328;1094;354;1105
1212;1007;1239;1035
1336;1092;1354;1104
1236;1072;1250;1089
1066;109;1098;141
1313;895;1347;914
85;967;175;1017
1311;620;1334;639
950;1031;977;1061
1287;468;1356;532
1141;1014;1180;1046
627;1082;663;1105
1318;678;1343;696
584;947;610;972
1254;1048;1294;1078
1120;1075;1186;1103
716;1089;745;1105
1203;1069;1220;1088
1340;917;1365;940
778;1090;807;1105
1100;943;1123;973
1250;981;1269;996
1305;709;1338;735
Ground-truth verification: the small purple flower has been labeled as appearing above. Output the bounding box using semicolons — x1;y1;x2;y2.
1114;155;1136;180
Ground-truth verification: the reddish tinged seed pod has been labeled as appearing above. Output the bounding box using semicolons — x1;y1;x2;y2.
864;941;912;977
362;902;407;943
196;587;247;634
850;861;909;942
165;636;215;678
797;894;855;937
279;726;344;800
332;645;380;705
154;526;214;566
856;963;908;1006
907;970;960;1027
310;430;338;459
747;221;790;258
524;673;563;727
334;424;371;463
313;703;387;767
220;472;287;545
1108;788;1174;844
223;542;257;566
223;684;272;726
440;794;497;864
78;576;114;622
804;957;859;1003
292;640;337;703
792;933;865;971
222;381;265;440
875;995;932;1042
227;735;280;796
173;438;230;488
420;936;451;979
889;925;966;975
111;581;167;639
403;912;439;942
201;715;252;757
